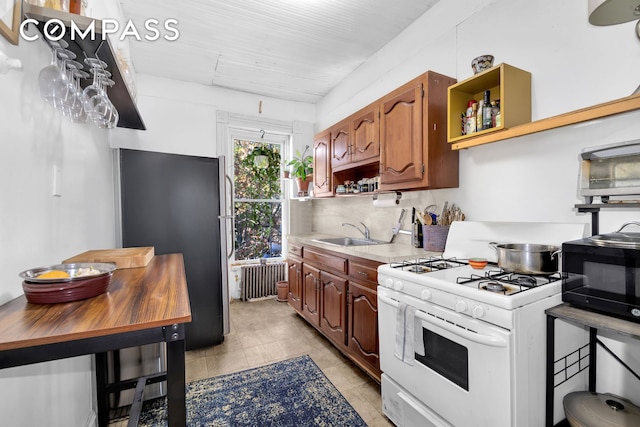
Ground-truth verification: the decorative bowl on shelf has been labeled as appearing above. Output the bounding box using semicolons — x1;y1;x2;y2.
471;55;494;74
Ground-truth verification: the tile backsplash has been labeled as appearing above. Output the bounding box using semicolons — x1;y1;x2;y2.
309;190;447;245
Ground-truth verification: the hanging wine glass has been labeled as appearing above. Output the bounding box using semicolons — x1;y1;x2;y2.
92;77;118;128
58;59;83;116
106;99;120;128
65;69;90;123
82;58;108;121
38;40;73;107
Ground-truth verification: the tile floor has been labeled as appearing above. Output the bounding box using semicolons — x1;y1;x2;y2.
110;298;393;426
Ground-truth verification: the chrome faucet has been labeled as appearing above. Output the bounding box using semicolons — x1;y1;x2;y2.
342;222;370;240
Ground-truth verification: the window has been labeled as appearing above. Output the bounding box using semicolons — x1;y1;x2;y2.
233;138;283;260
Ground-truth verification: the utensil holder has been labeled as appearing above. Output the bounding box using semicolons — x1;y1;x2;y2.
423;225;450;252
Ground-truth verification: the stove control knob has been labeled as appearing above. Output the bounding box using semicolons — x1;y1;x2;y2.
455;300;467;313
384;278;394;288
420;289;432;300
472;305;485;319
394;281;404;291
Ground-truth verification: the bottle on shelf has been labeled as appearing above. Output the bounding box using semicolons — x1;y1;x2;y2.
464;100;477;135
69;0;81;14
493;99;502;127
477;99;484;131
469;102;477;134
492;100;500;128
482;90;492;130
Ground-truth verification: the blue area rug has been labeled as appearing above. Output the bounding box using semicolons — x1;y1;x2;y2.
138;354;367;426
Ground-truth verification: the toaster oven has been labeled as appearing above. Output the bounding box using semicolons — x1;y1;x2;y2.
580;140;640;203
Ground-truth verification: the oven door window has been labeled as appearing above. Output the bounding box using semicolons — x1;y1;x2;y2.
415;328;469;391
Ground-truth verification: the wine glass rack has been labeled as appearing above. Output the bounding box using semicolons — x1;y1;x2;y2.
23;3;145;130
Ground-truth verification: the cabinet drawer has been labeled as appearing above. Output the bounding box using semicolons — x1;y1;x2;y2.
304;247;347;274
289;243;303;258
349;260;379;286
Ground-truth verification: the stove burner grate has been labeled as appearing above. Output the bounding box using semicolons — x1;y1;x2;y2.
390;256;467;274
482;281;509;293
458;269;562;295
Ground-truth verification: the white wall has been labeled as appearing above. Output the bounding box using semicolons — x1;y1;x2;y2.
110;73;315;157
312;0;640;411
0;34;116;427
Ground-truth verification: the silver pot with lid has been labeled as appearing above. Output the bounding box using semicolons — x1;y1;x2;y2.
563;391;640;427
588;222;640;249
489;242;561;275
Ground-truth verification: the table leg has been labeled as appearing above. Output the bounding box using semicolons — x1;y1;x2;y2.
166;337;186;426
589;327;597;392
546;314;556;427
95;352;110;427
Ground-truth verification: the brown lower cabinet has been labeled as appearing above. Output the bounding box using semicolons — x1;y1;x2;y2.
287;244;303;312
287;243;381;382
302;263;321;325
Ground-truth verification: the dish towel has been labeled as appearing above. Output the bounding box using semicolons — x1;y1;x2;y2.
394;303;417;365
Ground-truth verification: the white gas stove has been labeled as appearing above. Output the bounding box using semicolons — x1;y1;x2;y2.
378;221;586;427
379;260;564;330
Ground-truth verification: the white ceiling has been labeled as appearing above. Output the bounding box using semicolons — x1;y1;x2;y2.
120;0;441;103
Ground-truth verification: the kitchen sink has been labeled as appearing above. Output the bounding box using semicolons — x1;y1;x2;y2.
313;237;388;246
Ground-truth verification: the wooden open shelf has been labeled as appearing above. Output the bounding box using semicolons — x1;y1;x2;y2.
451;92;640;150
448;63;531;144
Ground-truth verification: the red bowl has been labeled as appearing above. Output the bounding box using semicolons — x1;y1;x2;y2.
22;273;112;304
469;258;488;270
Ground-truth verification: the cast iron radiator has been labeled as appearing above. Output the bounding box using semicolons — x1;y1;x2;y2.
240;262;286;301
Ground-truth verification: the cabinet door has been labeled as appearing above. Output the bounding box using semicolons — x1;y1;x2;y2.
330;119;351;170
320;270;348;348
379;77;424;189
348;281;380;375
312;130;332;197
287;256;303;313
351;104;380;164
302;264;321;326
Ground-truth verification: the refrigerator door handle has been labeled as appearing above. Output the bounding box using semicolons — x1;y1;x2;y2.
222;174;235;260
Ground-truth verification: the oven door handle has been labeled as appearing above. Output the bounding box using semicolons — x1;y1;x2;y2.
416;310;507;347
378;293;507;348
413;310;507;347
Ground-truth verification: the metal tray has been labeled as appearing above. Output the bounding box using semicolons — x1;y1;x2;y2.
19;262;116;284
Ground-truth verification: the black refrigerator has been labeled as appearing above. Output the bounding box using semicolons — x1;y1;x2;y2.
119;149;232;350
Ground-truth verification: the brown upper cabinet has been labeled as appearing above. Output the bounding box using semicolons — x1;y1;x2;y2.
379;71;458;191
351;104;380;165
314;70;458;195
330;105;381;173
312;129;332;197
330;119;352;170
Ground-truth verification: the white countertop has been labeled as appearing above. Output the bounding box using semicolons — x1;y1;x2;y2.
287;233;441;264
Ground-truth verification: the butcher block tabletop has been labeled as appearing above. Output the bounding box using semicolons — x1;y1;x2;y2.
0;253;191;351
63;246;155;269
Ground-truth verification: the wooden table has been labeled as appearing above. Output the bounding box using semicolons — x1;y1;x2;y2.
0;253;192;427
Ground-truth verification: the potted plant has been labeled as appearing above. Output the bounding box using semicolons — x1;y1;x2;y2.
286;146;313;195
247;145;272;169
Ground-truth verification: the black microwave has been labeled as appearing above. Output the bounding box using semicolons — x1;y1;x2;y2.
562;238;640;322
